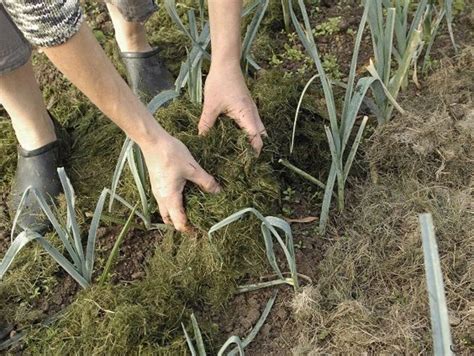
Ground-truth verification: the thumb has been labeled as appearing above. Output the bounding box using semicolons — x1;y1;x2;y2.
198;104;219;135
187;162;222;194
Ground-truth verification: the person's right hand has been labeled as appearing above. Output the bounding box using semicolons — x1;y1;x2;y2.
140;135;221;232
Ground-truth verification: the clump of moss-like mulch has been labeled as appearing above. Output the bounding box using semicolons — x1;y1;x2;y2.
0;1;332;350
16;103;278;353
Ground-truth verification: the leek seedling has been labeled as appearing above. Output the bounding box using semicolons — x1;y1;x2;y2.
422;1;457;72
186;9;205;104
288;0;403;233
281;0;291;32
183;291;276;355
164;0;209;103
367;1;424;123
421;4;445;73
419;213;454;356
166;0;268;79
108;90;179;230
0;168;141;288
241;0;269;74
209;207;299;292
443;0;457;54
99;204;138;285
368;0;457;123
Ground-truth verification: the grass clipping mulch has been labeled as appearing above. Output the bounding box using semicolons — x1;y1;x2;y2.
292;49;473;354
0;59;322;354
15;70;317;353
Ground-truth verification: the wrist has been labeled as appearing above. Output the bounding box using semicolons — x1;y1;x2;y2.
210;56;241;72
130;117;172;152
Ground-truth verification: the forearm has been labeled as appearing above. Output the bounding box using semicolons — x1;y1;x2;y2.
42;23;169;148
208;0;243;67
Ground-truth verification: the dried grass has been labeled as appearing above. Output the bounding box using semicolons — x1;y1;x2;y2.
291;48;473;354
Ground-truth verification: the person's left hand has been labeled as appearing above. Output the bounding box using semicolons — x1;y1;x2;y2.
198;63;266;154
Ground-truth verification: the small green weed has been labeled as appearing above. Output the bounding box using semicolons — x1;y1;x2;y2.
312;16;342;36
322;54;342;80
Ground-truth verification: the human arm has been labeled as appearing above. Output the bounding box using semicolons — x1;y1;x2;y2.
199;0;266;154
43;23;221;232
2;0;220;232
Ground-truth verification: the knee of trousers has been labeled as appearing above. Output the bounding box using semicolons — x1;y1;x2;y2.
104;0;158;23
0;5;32;75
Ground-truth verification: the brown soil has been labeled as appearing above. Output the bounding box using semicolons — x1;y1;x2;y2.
94;227;164;284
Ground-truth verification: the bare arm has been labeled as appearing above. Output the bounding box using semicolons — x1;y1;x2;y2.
43;23;220;232
200;0;266;153
208;0;242;66
43;24;164;147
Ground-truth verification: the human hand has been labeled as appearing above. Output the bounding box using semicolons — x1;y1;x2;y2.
198;63;266;154
140;135;221;232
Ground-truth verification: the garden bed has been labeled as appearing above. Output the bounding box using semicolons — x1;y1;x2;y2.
0;0;472;354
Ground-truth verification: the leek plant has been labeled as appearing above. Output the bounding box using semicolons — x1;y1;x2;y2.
209;208;299;292
240;0;269;74
99;204;138;285
443;0;457;54
281;0;291;32
367;0;423;123
183;292;276;355
419;213;453;356
108;91;179;230
288;0;402;233
186;206;291;353
368;0;457;123
422;0;457;72
164;0;209;103
0;168;141;289
166;0;269;83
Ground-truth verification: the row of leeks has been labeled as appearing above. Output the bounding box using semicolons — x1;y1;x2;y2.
286;0;457;233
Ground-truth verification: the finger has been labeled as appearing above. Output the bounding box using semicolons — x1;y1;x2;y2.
230;105;265;154
186;162;222;193
198;105;219;136
249;132;264;155
166;194;190;233
237;116;264;154
157;197;172;225
254;111;267;138
246;102;266;137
